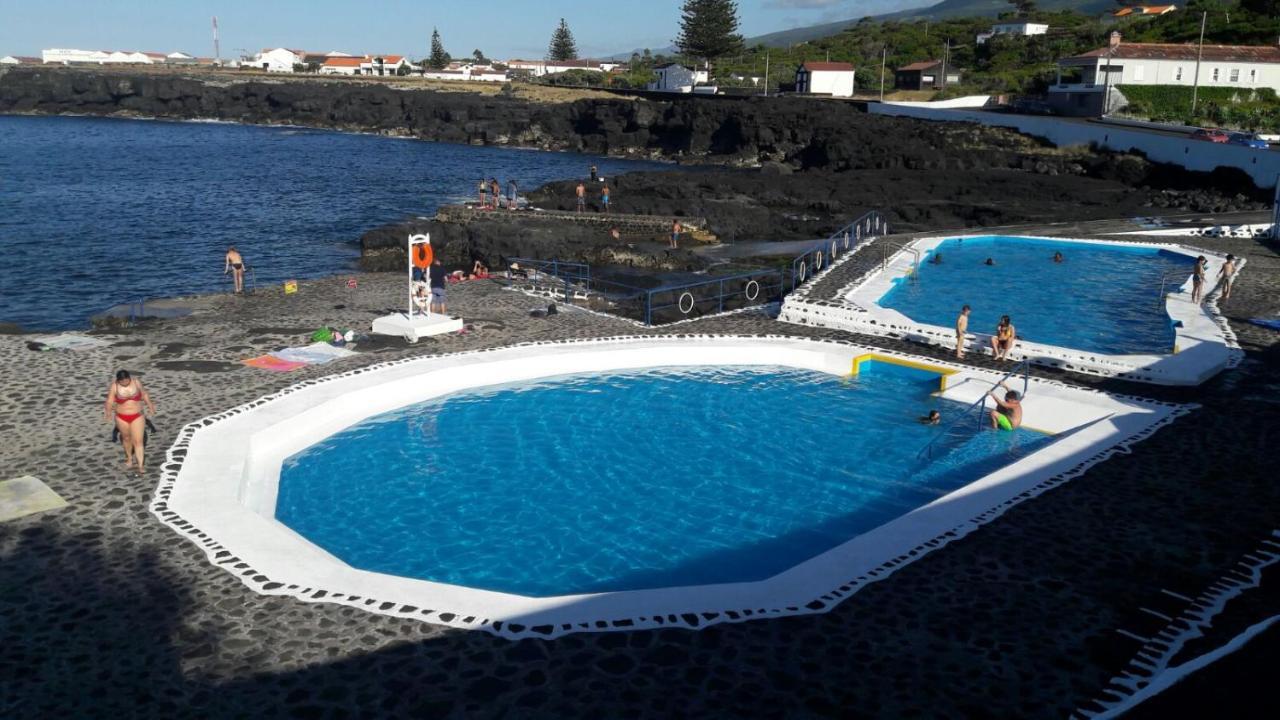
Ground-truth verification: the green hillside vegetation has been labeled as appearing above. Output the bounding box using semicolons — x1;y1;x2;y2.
1118;86;1280;130
606;0;1280;102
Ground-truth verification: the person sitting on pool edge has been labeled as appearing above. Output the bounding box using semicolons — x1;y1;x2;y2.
990;315;1016;361
919;409;941;425
988;382;1022;431
1053;251;1064;263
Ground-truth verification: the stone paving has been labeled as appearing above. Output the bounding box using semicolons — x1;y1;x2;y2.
2;227;1279;717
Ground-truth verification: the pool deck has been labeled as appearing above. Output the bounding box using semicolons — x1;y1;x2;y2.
2;217;1279;717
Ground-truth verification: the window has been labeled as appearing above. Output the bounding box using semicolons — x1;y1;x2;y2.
1230;68;1239;82
1212;68;1219;82
1175;66;1183;81
1250;69;1257;83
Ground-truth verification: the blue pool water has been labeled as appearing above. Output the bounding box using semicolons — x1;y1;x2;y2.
277;363;1049;597
877;236;1196;355
0;115;668;330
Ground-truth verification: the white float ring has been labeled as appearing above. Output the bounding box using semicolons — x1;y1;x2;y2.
678;292;695;314
815;251;824;270
797;261;807;281
744;280;760;301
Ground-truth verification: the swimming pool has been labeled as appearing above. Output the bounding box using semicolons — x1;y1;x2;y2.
155;337;1190;636
276;362;1047;597
879;236;1193;355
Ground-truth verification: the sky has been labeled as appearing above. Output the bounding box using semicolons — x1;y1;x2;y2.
0;1;933;60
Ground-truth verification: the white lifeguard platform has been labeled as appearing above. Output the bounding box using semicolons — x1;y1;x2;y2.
370;233;464;342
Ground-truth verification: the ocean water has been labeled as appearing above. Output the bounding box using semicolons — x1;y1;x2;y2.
877;236;1196;355
277;363;1049;597
0;114;668;330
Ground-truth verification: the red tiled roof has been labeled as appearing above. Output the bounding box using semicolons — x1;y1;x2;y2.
322;57;364;67
800;62;854;72
898;60;942;71
378;55;404;63
1070;42;1280;64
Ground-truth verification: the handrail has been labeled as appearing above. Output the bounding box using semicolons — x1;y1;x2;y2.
878;240;921;280
916;358;1031;462
789;210;888;291
1157;269;1190;306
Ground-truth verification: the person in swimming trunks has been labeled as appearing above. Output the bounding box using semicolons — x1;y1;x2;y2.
576;182;586;213
956;304;970;359
1216;254;1238;301
224;246;246;294
988;382;1022;431
104;369;156;474
1192;256;1208;303
600;183;611;213
990;315;1016;361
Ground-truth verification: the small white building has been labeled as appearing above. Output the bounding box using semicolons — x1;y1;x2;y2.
319;56;363;75
363;54;412;76
504;59;613;77
42;48;109;64
977;22;1050;45
647;63;708;93
795;61;855;97
249;48;304;72
1050;33;1280;115
0;55;41;65
166;51;196;64
423;62;509;82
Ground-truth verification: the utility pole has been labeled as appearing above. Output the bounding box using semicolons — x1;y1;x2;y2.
1191;11;1207;115
763;52;770;97
879;45;887;102
212;16;220;64
940;39;950;92
1101;41;1115;116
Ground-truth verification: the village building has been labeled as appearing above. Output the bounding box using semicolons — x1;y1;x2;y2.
894;60;963;91
0;55;42;65
504;59;618;77
248;48;305;72
422;62;509;82
42;48;109;64
976;22;1050;45
647;63;709;93
794;61;855;97
1049;32;1280;115
319;56;364;75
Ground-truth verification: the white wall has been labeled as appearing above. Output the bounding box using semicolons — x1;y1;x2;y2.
1066;57;1280;92
867;103;1280;188
806;70;855;97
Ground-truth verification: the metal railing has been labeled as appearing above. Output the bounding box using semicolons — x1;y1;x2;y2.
504;257;592;303
878;240;921;280
1158;269;1190;306
917;359;1031;462
789;210;888;291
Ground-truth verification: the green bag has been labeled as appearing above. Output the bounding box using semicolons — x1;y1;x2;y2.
310;327;334;343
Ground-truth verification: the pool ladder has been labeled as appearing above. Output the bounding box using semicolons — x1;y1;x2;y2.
916;358;1030;462
878;240;921;283
1157;270;1188;307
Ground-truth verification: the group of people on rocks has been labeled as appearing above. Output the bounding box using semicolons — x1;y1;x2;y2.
477;177;519;211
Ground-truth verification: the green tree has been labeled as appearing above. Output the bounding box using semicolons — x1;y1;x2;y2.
428;28;450;70
1239;0;1280;13
1011;0;1037;16
676;0;744;68
548;19;578;61
472;49;488;64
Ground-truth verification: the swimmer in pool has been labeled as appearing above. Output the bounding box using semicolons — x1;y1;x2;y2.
984;257;995;266
1053;251;1064;263
920;410;941;425
929;252;943;265
987;383;1022;431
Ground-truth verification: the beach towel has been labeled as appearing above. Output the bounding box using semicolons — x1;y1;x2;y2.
1248;317;1280;331
242;355;308;372
271;342;356;365
30;333;112;351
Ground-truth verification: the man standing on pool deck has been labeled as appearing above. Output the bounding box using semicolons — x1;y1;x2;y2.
1216;254;1238;301
1192;256;1208;303
576;182;586;213
428;258;448;315
600;183;611;213
955;305;970;359
988;382;1022;431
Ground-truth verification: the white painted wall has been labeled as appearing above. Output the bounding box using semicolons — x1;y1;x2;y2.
867;103;1280;188
1059;57;1280;92
802;70;855;97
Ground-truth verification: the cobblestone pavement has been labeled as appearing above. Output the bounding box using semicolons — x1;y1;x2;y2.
2;227;1279;718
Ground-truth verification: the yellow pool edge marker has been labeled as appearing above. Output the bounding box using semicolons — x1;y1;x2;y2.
850;353;958;393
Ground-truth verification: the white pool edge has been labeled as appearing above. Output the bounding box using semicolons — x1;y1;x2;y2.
151;335;1194;639
779;234;1244;385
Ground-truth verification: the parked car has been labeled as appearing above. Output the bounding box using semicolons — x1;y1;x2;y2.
1190;128;1230;143
1227;132;1269;149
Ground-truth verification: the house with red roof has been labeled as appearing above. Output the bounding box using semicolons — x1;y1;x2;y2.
894;60;963;91
795;61;855;97
1049;32;1280;115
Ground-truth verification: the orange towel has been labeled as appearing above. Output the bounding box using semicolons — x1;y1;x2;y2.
242;355;308;372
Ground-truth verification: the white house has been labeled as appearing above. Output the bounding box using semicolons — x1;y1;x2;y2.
362;54;412;75
977;22;1049;45
42;48;110;64
647;63;708;93
319;56;363;75
1050;33;1280;115
795;61;855;97
423;62;509;82
249;48;304;72
166;51;196;64
0;55;41;65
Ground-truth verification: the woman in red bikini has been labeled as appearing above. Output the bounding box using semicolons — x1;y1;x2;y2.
103;370;156;474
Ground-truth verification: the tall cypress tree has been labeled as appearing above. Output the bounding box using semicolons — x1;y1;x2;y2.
428;28;449;70
548;19;578;61
675;0;743;68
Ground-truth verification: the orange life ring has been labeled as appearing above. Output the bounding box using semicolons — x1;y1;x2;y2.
411;244;433;269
